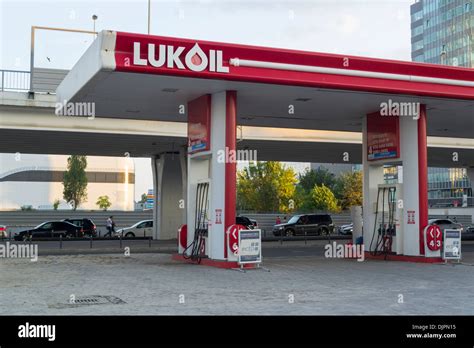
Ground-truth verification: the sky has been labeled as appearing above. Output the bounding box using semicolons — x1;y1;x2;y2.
0;0;415;200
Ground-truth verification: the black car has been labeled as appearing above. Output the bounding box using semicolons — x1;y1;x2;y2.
272;214;334;236
236;216;255;229
14;221;83;241
63;218;97;237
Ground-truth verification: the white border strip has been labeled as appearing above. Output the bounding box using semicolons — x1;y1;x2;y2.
229;58;474;88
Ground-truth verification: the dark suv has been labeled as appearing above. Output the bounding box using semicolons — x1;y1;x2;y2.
236;216;255;229
272;214;334;236
63;218;97;237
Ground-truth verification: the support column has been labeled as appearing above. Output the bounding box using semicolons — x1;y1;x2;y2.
185;91;237;261
398;105;428;256
362;116;385;252
208;90;237;260
152;151;186;240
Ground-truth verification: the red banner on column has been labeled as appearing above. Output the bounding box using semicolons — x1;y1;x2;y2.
187;95;211;154
367;112;400;161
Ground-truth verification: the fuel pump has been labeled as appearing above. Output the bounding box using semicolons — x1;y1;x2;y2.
370;184;403;257
183;181;209;263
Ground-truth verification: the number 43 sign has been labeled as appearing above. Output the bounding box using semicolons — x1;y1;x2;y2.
425;225;442;251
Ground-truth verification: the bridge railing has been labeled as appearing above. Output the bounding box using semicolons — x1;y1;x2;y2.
0;70;30;92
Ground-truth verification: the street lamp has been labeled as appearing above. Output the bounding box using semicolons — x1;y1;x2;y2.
92;14;98;34
147;0;151;34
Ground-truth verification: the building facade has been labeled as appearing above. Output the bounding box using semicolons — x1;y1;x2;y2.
0;154;135;211
411;0;473;67
410;0;473;207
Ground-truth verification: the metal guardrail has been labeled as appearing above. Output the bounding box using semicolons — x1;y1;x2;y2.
0;70;30;91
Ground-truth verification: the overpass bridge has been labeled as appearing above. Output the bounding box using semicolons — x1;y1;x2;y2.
1;91;473;166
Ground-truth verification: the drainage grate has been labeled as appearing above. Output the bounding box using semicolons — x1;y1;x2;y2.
48;295;127;309
71;295;126;306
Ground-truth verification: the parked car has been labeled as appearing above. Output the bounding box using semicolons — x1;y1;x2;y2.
272;214;334;236
249;218;258;228
466;225;474;233
14;221;83;241
0;225;7;239
337;223;353;235
116;220;153;238
63;218;97;237
236;216;255;229
428;219;463;232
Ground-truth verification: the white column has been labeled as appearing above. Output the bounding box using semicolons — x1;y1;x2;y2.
399;116;420;256
208;91;227;260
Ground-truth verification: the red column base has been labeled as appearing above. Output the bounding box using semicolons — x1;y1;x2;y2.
365;252;442;263
171;254;257;269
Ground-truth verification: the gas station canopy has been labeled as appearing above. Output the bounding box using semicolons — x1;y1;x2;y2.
57;31;474;138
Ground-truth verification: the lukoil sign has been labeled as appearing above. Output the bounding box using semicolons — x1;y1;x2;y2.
133;42;229;73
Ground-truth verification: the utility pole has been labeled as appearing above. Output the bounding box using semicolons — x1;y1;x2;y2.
148;0;151;34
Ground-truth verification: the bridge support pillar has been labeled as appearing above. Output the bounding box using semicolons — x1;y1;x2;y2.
151;149;187;240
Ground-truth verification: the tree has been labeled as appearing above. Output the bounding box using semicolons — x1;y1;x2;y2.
311;184;340;213
53;199;60;210
337;171;363;210
298;167;336;192
96;195;112;211
63;155;88;210
140;193;147;203
237;161;297;213
295;167;338;211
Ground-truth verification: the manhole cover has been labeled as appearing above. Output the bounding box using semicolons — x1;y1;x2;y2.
49;295;126;309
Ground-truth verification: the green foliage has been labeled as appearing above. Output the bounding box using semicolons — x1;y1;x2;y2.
310;184;340;213
63;155;88;210
298;167;336;192
53;199;60;210
296;167;338;212
96;195;112;211
140;193;147;203
237;161;297;213
337;171;363;210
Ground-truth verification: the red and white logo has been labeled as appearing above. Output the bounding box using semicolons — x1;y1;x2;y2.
133;42;229;73
407;210;416;225
215;209;222;224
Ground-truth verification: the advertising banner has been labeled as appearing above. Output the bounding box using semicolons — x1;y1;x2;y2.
443;229;462;260
238;229;262;264
367;112;400;161
187;95;211;154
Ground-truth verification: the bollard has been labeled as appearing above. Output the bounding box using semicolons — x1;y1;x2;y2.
119;234;122;249
149;236;151;248
99;230;101;238
280;230;283;245
90;235;93;249
304;228;307;245
59;234;62;249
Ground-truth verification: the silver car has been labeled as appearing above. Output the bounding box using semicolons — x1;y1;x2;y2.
115;220;153;238
428;219;463;232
